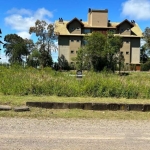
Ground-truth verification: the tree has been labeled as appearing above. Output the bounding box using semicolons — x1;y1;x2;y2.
106;33;123;72
143;27;150;49
27;49;41;68
3;34;29;64
58;55;70;70
140;44;149;63
83;32;107;71
76;32;123;71
29;20;57;67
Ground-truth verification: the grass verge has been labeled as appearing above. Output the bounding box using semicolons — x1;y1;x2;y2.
0;94;150;106
0;108;150;120
0;94;150;120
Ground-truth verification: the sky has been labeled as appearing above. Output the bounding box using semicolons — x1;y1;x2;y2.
0;0;150;63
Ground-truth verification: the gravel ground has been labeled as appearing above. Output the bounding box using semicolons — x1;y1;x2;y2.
0;118;150;150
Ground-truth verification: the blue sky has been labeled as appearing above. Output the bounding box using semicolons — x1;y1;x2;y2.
0;0;150;63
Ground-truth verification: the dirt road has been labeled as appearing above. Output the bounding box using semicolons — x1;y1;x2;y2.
0;118;150;150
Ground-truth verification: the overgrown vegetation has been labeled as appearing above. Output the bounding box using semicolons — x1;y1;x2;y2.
1;66;150;99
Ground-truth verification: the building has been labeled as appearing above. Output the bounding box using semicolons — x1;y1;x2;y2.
54;8;143;70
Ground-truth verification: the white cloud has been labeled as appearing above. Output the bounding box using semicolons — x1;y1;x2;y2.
7;8;32;16
17;31;31;39
121;0;150;20
4;8;53;39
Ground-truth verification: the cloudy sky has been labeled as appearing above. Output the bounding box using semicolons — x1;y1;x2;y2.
0;0;150;62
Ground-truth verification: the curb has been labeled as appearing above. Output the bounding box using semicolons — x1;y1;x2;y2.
0;105;12;111
26;102;150;112
0;105;30;112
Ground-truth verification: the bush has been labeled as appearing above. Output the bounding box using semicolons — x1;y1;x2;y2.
141;61;150;71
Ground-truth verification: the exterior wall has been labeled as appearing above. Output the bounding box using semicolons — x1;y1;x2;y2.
118;22;131;35
58;36;70;61
120;37;131;64
131;38;140;64
68;21;82;34
69;36;82;62
92;29;107;35
88;13;91;25
88;11;108;27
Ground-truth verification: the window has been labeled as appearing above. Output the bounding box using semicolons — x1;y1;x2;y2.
76;27;80;30
121;28;124;32
126;52;129;55
109;29;116;34
77;40;80;42
71;39;74;42
71;27;74;31
71;50;74;54
126;41;129;43
84;29;91;34
120;52;123;55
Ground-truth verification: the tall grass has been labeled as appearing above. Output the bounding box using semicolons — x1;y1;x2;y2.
0;66;150;99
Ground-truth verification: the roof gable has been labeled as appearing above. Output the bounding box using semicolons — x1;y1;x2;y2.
66;17;84;28
116;19;134;28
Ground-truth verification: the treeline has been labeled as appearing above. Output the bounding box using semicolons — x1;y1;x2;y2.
3;20;55;68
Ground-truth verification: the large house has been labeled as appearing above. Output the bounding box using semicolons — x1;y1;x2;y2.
54;8;143;70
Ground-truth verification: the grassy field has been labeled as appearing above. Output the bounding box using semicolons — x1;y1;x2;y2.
1;66;150;119
1;66;150;99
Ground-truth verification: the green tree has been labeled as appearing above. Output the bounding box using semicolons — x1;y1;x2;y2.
75;47;89;70
76;32;123;71
27;49;40;68
29;20;56;67
143;27;150;49
140;44;149;63
58;55;70;70
83;32;107;71
106;33;123;72
3;34;29;64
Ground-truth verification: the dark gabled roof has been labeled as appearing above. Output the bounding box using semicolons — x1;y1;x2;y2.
116;19;134;28
66;17;84;28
